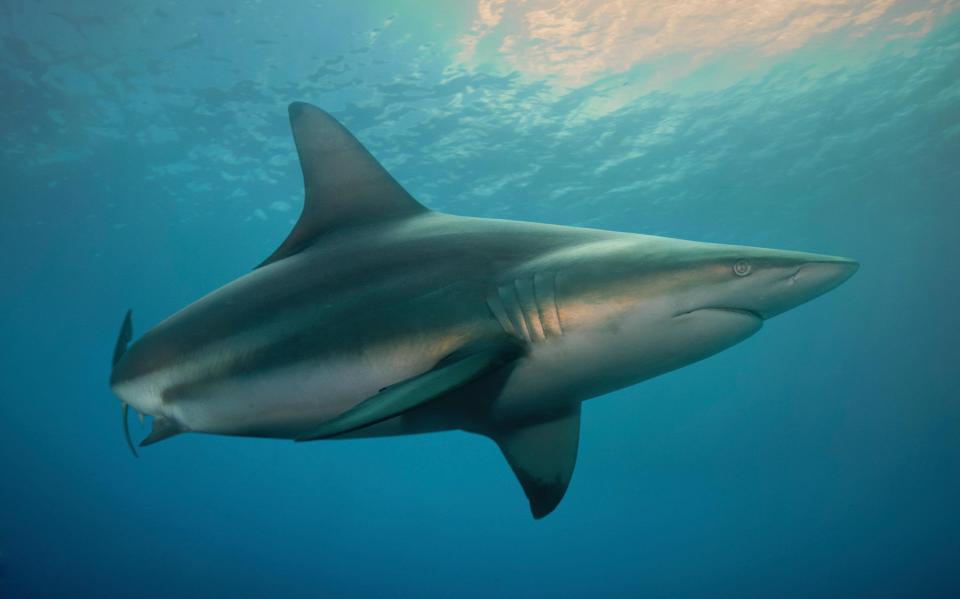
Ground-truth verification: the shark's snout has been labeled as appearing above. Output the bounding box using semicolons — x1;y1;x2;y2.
749;255;859;320
794;259;859;291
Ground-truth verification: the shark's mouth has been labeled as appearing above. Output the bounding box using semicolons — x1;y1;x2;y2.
675;307;764;321
706;307;763;320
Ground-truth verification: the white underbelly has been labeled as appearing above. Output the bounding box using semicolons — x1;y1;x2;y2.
166;320;669;438
494;320;677;418
170;351;437;438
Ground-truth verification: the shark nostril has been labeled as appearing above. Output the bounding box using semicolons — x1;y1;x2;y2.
787;265;803;285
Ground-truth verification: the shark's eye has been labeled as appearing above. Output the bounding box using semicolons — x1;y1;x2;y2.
733;260;752;277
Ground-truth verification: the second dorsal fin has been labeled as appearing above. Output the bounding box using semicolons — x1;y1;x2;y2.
257;102;428;268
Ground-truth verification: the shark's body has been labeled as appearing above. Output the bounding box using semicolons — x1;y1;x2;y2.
111;102;858;518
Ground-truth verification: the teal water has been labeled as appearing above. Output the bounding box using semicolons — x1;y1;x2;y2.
2;2;958;597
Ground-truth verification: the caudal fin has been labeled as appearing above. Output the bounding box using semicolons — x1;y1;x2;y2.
111;309;133;367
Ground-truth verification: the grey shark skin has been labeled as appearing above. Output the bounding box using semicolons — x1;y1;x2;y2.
110;102;858;518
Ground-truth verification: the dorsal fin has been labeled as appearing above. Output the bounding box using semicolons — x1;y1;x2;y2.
257;102;428;268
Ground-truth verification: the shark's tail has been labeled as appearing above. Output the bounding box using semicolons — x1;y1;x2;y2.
111;310;138;458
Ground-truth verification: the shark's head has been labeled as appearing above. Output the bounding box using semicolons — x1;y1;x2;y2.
664;242;859;321
548;236;858;390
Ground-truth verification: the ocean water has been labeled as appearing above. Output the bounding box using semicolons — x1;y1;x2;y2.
2;1;959;597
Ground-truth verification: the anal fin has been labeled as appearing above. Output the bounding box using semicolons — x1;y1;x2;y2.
490;405;581;519
140;416;182;447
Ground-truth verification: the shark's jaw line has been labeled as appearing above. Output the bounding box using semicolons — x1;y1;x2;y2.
674;307;764;321
108;102;858;519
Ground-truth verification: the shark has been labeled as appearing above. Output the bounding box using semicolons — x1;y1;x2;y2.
110;102;858;519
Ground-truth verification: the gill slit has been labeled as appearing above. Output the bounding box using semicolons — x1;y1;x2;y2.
487;271;563;342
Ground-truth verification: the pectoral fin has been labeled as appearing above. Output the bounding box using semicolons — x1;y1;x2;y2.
490;405;581;519
297;339;525;441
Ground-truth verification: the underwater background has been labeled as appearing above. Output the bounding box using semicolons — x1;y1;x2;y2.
2;1;958;597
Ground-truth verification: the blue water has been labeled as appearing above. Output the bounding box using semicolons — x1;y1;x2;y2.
2;2;959;597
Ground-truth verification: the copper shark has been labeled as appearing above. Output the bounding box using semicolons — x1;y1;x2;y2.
110;102;858;518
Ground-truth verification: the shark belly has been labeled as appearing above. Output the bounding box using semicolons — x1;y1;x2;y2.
490;301;763;420
167;358;388;438
167;349;433;438
151;287;496;439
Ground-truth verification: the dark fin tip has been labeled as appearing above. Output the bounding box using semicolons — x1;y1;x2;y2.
527;477;566;519
122;403;139;458
288;101;308;119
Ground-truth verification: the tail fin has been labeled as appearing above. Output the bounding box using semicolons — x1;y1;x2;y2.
112;309;133;366
122;403;138;458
